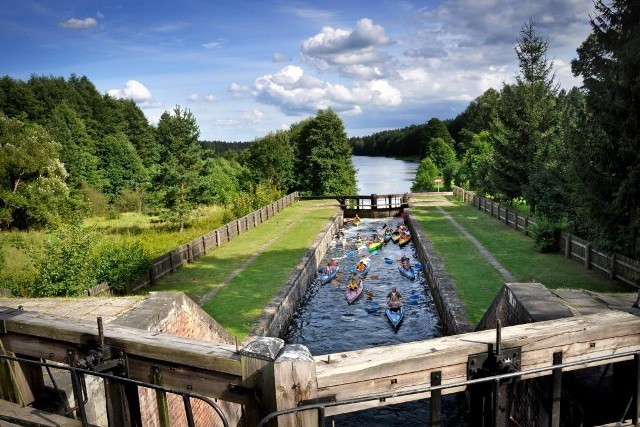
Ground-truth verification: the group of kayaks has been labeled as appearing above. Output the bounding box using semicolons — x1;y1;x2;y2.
317;217;422;331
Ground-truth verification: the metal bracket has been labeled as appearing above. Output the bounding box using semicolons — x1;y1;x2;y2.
228;383;253;395
468;319;521;381
298;395;337;406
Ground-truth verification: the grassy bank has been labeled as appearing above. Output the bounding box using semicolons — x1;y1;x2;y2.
150;200;338;340
410;196;630;324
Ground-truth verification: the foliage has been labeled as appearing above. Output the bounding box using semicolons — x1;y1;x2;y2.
570;0;640;257
411;157;439;192
152;107;204;231
0;114;71;230
26;225;98;297
427;137;458;190
292;108;357;196
529;216;564;253
246;131;295;192
457;131;494;194
490;20;563;213
93;241;150;294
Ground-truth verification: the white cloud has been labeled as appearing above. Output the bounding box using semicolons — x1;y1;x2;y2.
301;18;393;72
204;94;216;102
107;80;153;102
187;93;199;102
59;17;97;29
203;39;226;49
272;52;291;63
228;82;251;98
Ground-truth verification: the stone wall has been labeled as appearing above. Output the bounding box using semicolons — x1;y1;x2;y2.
404;209;473;335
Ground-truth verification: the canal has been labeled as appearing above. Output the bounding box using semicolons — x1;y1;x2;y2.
283;217;468;426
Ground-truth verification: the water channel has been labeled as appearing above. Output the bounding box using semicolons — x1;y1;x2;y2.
282;156;468;426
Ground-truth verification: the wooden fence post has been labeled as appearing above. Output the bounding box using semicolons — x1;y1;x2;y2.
272;344;319;427
610;253;616;280
565;234;571;258
584;243;591;269
240;337;284;427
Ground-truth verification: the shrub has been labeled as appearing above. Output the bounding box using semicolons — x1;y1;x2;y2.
530;216;564;253
93;241;150;294
27;225;98;296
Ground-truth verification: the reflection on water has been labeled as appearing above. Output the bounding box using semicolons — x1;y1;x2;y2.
283;217;467;426
353;156;419;195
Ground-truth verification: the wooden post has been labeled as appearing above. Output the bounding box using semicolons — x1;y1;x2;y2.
187;243;192;263
215;229;220;247
550;352;563;427
610;253;617;280
240;337;285;427
564;234;571;258
584;243;591;269
272;344;319;427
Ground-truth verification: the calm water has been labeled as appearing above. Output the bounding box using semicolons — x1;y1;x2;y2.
283;216;467;426
353;156;419;195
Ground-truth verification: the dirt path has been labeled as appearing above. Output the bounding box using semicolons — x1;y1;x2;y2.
411;193;517;283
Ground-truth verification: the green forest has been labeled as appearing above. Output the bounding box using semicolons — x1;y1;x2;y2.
1;1;638;296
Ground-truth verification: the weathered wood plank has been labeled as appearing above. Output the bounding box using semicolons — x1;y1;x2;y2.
313;311;640;415
0;307;242;377
0;399;90;426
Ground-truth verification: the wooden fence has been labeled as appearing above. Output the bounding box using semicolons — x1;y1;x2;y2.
132;192;299;292
453;186;640;289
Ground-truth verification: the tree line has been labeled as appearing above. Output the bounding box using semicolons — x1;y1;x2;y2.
0;77;356;232
350;2;639;260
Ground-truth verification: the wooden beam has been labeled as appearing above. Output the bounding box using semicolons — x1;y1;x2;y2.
313;311;640;416
0;307;243;402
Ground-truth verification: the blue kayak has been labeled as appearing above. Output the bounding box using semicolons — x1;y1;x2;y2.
385;306;404;330
319;266;339;284
398;264;416;280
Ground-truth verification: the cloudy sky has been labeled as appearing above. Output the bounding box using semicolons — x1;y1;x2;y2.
1;0;594;142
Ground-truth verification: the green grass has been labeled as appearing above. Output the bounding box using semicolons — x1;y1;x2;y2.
411;196;631;324
151;200;338;341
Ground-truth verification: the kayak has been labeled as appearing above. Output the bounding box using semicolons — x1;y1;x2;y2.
353;216;362;226
386;306;404;330
320;266;339;285
353;257;371;276
368;240;383;253
398;264;416;281
345;278;364;304
398;233;411;247
391;231;401;244
383;229;393;243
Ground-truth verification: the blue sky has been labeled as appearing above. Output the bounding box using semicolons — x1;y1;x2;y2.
1;1;594;142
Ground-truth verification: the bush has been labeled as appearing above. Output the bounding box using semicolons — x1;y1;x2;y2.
94;241;150;294
530;216;564;253
27;225;98;297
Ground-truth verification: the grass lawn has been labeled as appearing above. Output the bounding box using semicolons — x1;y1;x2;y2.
150;200;338;341
410;196;631;324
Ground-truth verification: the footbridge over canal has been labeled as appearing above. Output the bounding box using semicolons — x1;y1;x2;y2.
297;193;412;218
1;306;640;426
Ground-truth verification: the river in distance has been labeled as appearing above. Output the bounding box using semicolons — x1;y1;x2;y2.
352;155;419;195
282;156;467;426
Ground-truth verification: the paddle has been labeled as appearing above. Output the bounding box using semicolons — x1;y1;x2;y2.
414;263;424;270
384;257;393;264
368;275;379;280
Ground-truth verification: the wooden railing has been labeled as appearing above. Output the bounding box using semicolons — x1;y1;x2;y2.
131;192;299;292
2;307;640;426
